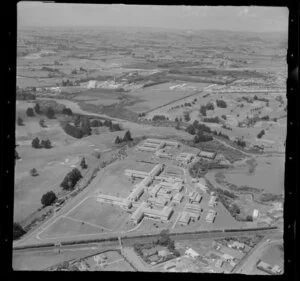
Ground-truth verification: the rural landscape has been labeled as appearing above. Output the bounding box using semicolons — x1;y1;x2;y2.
13;4;286;274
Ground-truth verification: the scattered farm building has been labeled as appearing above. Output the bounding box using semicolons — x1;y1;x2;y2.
178;211;191;225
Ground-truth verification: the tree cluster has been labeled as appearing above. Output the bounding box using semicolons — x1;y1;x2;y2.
31;137;52;149
91;119;103;127
60;168;82;190
62;107;73;116
183;112;190;122
152;115;169;122
235;138;246;148
216;99;227;108
45;107;55;119
203;116;220;123
115;130;133;144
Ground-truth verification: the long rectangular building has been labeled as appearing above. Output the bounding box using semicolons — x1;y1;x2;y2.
130;204;174;224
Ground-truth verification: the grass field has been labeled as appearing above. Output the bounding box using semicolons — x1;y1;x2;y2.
67;197;129;230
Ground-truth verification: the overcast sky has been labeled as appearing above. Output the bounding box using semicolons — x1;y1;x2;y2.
18;2;288;33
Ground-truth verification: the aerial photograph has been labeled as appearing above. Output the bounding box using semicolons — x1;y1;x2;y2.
13;3;287;274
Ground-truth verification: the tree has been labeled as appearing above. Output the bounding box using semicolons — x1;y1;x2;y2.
46;107;55;119
257;130;265;139
39;119;46;128
200;106;207;116
15;149;20;160
206;102;214;110
31;137;40;148
42;139;52;149
26;107;35;117
17;117;24;126
74;115;81;127
13;222;26;240
81;118;91;136
80;157;88;169
183;112;190;122
186;125;196;135
41;191;57;207
30;168;39;176
123;130;133;142
246;215;253;222
34;103;41;114
110;123;122;132
115;136;122;144
175;122;180;130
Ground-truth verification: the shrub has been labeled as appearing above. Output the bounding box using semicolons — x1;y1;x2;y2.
203;116;220;123
40;139;52;149
110;123;122;132
186;125;196;135
41;191;57;207
235;139;246;148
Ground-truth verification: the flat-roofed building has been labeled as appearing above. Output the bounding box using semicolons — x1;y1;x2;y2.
147;197;168;207
128;185;144;202
130;204;174;224
188;191;202;203
208;196;217;207
173;193;184;204
230;241;245;250
124;169;149;178
215;259;224;268
189;211;201;221
186;203;202;212
138;146;157;152
176;152;194;164
206;209;217;223
149;184;162;197
185;248;199;258
149;164;164;177
178;211;191;225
